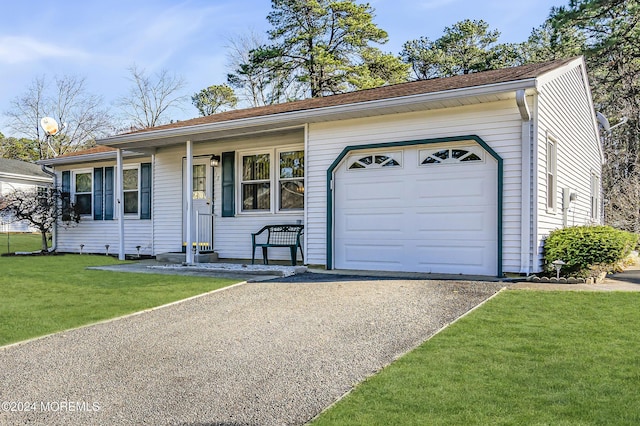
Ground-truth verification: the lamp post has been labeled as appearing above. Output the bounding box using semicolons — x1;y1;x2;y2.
551;259;565;279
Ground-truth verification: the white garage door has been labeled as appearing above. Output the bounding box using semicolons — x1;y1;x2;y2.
334;144;498;275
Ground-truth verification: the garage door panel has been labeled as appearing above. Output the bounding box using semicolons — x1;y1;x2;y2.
335;242;405;268
343;212;404;233
341;179;405;202
416;211;487;232
416;244;497;274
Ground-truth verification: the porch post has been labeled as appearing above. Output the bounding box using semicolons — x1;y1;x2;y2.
185;140;194;264
116;148;125;260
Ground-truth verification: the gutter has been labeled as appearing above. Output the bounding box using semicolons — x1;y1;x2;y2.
40;165;58;253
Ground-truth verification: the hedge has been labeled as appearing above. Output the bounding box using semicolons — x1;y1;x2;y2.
543;225;638;277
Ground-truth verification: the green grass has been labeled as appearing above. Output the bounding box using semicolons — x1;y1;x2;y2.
312;291;640;426
0;232;47;254
0;255;241;346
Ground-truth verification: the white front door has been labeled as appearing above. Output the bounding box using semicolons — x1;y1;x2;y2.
183;158;213;250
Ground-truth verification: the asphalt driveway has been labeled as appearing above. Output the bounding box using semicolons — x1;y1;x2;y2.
0;278;504;425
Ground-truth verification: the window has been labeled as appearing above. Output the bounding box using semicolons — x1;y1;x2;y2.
420;147;481;165
123;168;139;214
64;163;151;221
241;153;271;211
591;172;600;221
348;153;401;170
74;171;92;215
279;150;304;210
237;148;305;213
547;137;557;211
192;164;206;200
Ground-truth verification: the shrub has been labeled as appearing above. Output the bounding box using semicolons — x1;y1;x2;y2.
543;225;638;277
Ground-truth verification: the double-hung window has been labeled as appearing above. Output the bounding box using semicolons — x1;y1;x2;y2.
238;148;304;213
591;172;601;221
279;150;304;210
546;136;557;212
123;168;139;215
242;153;271;211
73;171;92;216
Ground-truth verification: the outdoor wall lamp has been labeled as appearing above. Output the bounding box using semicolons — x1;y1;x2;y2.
210;155;221;167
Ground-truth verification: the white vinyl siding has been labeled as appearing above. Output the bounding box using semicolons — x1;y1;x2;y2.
535;64;602;271
306;100;524;273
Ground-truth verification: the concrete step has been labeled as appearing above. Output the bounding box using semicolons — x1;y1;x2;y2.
156;251;219;264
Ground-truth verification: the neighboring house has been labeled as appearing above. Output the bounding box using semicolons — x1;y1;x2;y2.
0;158;53;232
39;57;603;276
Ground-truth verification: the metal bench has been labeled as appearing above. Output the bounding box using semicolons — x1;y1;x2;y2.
251;224;304;266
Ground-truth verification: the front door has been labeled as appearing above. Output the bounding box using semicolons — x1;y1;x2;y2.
183;158;214;251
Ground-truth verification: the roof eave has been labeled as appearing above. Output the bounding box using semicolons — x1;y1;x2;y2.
98;78;538;149
37;150;148;167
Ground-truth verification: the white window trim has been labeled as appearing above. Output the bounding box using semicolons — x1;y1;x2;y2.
276;147;305;212
546;135;558;214
122;164;141;219
72;168;93;219
236;145;304;215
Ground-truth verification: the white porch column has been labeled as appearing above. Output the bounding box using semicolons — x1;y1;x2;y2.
185;140;194;264
116;148;125;260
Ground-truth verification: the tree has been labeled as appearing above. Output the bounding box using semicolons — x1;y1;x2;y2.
0;188;80;252
116;65;188;129
0;135;39;162
548;0;640;231
192;84;238;116
226;31;303;106
348;48;410;90
401;19;512;79
4;75;112;159
248;0;392;98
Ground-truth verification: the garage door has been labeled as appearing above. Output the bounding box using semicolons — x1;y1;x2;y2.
334;143;498;275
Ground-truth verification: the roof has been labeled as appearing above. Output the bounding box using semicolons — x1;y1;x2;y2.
0;158;51;180
124;57;577;135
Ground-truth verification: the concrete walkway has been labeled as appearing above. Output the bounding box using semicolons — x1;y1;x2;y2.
0;278;504;425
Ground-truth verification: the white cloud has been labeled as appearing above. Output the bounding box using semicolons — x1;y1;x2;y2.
0;36;87;64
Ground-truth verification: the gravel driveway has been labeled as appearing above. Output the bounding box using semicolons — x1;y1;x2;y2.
0;277;504;425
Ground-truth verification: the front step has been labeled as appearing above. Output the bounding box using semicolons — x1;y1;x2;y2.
156;251;219;264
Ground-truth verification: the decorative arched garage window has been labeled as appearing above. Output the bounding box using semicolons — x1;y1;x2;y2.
348;152;401;170
420;147;482;165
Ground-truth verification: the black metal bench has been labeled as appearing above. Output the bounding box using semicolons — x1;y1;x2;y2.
251;224;304;266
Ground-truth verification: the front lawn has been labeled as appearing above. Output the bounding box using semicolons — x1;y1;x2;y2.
0;255;241;346
312;291;640;425
0;232;47;254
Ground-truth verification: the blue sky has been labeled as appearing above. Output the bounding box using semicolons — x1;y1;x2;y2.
0;0;564;137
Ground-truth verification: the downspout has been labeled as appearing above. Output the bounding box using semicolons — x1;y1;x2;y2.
516;89;532;275
40;165;57;252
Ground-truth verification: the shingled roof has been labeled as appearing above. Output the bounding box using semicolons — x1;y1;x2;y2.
127;57;577;135
0;158;50;179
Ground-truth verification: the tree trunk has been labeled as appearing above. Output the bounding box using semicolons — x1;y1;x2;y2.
41;231;49;253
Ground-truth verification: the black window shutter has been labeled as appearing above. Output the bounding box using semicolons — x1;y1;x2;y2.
93;168;104;220
221;151;235;217
140;163;152;220
61;170;71;221
104;167;114;220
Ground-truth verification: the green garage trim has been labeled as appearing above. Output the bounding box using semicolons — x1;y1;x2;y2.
326;135;503;276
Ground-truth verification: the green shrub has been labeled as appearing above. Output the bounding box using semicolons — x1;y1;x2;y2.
543;226;638;277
